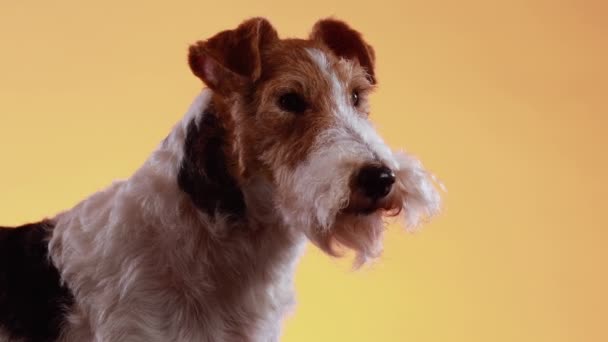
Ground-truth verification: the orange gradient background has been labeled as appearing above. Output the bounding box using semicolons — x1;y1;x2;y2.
1;1;606;341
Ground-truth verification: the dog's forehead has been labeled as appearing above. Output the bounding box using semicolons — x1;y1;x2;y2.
260;39;353;86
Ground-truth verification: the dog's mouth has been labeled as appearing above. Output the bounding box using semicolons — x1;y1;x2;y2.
341;189;399;216
341;206;376;216
342;199;381;216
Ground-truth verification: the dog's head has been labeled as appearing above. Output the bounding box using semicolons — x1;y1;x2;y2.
188;18;442;265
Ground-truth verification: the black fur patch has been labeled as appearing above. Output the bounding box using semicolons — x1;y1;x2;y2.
0;221;73;342
178;109;246;219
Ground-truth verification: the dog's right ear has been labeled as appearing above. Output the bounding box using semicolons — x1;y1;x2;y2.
188;18;279;95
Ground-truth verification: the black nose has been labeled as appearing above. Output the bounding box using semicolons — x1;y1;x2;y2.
355;164;396;200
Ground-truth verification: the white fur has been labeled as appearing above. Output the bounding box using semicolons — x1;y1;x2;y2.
49;91;306;342
271;49;442;265
41;51;441;341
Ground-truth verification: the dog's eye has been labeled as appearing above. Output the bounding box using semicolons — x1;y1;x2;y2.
351;90;360;107
278;92;307;114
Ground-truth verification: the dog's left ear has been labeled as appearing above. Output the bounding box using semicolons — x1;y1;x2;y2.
188;18;279;95
310;19;376;84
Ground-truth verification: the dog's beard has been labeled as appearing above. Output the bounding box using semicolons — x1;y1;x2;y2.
276;149;442;267
391;151;443;228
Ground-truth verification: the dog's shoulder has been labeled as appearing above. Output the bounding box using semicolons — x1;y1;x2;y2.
0;221;73;342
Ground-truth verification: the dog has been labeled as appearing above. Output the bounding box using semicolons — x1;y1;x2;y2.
0;17;442;342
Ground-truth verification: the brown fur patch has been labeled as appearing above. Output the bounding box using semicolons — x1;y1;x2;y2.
233;39;375;172
189;19;377;188
310;19;376;84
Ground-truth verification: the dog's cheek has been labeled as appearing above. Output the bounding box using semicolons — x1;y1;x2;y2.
258;120;322;172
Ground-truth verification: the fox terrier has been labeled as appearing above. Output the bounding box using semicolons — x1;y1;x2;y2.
0;18;442;342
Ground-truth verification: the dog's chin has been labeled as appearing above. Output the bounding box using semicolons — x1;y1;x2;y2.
306;209;386;267
305;191;403;267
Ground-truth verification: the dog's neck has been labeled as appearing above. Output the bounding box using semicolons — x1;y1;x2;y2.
124;89;285;236
49;91;306;339
172;90;280;227
176;95;246;219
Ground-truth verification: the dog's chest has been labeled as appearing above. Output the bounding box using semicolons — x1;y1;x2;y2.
128;223;306;341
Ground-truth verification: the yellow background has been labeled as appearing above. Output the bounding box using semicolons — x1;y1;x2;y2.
1;1;606;341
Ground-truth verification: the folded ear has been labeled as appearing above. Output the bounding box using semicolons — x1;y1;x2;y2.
188;17;279;95
310;19;376;84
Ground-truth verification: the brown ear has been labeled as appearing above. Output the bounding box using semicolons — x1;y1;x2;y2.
310;19;376;84
188;17;279;95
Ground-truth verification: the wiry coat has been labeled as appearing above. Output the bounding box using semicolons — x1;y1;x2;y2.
0;18;442;342
49;91;305;341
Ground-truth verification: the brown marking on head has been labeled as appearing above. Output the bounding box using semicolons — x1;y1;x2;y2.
309;18;376;84
188;18;377;185
184;18;444;266
188;17;279;96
